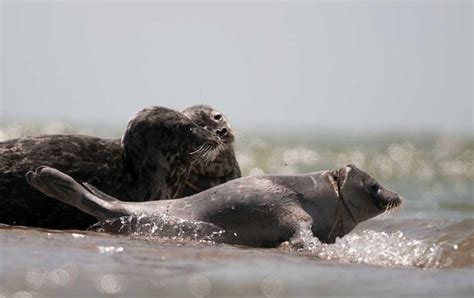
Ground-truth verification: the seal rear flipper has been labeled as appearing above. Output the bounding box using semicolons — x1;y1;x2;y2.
82;182;120;202
26;167;129;221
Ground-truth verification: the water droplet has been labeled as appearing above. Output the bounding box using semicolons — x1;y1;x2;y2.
249;167;265;176
260;276;286;298
47;268;71;287
25;268;45;290
97;274;124;294
188;275;212;298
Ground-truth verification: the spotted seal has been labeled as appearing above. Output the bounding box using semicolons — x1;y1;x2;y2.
178;105;241;197
0;106;222;229
26;164;402;246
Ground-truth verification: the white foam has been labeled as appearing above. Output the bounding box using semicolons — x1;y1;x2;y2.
299;230;444;268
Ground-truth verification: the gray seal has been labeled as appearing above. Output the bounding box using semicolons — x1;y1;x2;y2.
0;106;222;229
178;105;241;197
26;164;402;246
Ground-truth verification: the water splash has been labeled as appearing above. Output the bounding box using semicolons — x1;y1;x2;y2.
88;212;473;269
91;213;226;243
91;214;466;268
298;230;449;268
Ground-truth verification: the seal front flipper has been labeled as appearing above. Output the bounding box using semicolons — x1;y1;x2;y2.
26;167;128;221
277;204;314;249
276;221;313;250
289;222;313;249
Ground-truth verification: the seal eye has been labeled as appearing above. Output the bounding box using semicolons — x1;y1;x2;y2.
369;183;379;193
214;114;222;121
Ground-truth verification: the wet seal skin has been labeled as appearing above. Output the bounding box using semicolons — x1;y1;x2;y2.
26;164;402;247
177;105;241;198
0;106;222;229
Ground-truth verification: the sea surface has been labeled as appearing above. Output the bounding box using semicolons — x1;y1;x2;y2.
0;122;473;297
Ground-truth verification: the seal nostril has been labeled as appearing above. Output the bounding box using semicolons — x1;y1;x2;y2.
216;128;228;137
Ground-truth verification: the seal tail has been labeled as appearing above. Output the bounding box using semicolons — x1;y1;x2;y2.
26;167;128;220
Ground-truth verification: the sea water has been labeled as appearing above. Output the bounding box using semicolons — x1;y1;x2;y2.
0;123;472;297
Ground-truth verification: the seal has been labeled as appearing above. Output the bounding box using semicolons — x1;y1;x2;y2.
178;105;241;197
26;164;402;247
0;106;222;229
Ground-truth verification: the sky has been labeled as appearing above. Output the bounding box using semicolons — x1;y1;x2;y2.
1;0;472;132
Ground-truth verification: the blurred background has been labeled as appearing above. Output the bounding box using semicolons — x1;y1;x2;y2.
1;0;472;218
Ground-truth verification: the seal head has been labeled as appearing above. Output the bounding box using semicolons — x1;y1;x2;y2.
182;105;235;145
336;163;402;224
121;106;223;200
177;105;241;197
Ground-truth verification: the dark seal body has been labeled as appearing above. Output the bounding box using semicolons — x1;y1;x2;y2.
0;135;123;228
0;106;222;229
27;164;402;246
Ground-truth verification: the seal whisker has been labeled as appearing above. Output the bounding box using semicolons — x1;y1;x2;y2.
201;144;211;157
388;202;396;216
200;142;224;165
189;144;206;156
391;203;398;215
382;205;388;220
391;204;401;215
192;141;223;166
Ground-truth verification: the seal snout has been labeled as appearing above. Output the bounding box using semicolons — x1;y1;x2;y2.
377;188;403;210
215;127;235;144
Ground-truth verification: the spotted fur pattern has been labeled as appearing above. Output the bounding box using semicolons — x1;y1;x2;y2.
0;106;220;229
